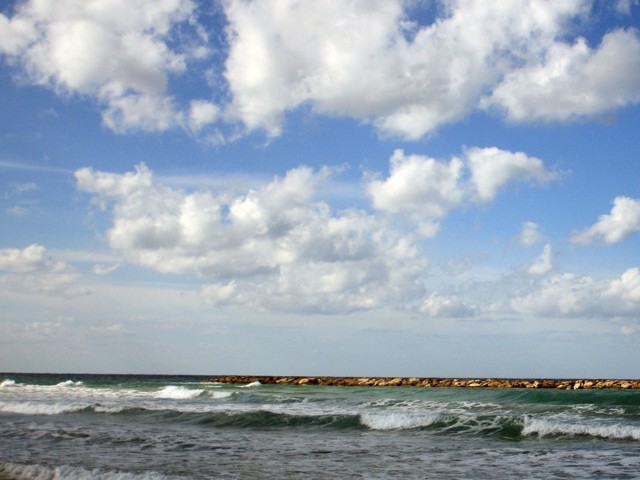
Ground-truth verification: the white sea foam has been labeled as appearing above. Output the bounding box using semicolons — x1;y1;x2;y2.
0;379;16;388
55;380;84;387
0;401;86;415
241;381;261;388
360;411;441;430
523;417;640;441
209;391;233;399
0;460;180;479
154;386;204;400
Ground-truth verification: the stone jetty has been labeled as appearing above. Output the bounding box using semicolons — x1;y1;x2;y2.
207;376;640;389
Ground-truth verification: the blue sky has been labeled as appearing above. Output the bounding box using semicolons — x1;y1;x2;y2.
1;0;640;377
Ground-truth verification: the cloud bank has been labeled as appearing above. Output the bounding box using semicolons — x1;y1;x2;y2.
73;147;568;316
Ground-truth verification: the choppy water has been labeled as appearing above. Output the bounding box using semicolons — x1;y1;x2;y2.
1;373;639;479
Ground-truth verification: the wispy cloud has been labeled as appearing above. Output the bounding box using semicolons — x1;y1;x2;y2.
0;160;72;174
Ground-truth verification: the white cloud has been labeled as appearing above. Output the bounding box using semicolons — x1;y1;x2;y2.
511;272;605;317
2;1;638;140
571;196;640;245
366;149;465;237
511;268;640;318
102;94;183;133
482;29;640;122
76;163;428;314
0;0;204;133
0;244;87;296
0;244;63;273
615;0;639;14
467;147;558;201
9;182;38;195
6;206;29;217
74;148;562;314
420;293;476;318
519;221;545;246
367;147;558;237
188;99;219;132
527;243;553;276
222;0;639;139
93;263;120;276
3;182;39;217
606;267;640;305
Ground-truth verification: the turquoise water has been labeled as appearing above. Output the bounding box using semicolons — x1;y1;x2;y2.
1;373;639;479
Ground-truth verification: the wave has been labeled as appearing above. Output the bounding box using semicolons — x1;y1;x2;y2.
1;378;85;390
2;398;638;441
210;391;233;399
0;401;88;415
523;417;640;441
0;460;183;480
55;380;84;387
360;411;442;430
154;386;204;400
240;381;262;388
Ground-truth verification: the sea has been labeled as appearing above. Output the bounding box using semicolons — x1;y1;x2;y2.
1;373;639;479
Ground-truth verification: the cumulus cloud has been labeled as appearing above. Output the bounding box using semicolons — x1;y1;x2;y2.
0;0;206;133
482;29;640;122
420;292;476;318
519;221;545;246
367;147;558;237
511;267;640;318
2;1;638;140
0;244;62;273
75;147;561;314
366;149;465;237
0;244;87;296
606;267;640;305
527;243;553;276
466;147;558;201
188;100;219;132
76;163;428;314
222;0;640;139
571;196;640;245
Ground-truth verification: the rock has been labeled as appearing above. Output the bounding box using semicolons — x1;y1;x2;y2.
204;376;639;390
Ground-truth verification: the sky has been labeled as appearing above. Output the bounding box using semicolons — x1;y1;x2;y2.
1;0;639;378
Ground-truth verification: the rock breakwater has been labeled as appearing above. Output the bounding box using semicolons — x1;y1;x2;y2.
207;376;640;389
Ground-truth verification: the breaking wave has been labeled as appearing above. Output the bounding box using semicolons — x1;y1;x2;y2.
154;386;204;400
360;411;442;430
0;460;183;480
56;380;84;387
1;375;638;441
240;381;262;388
523;417;640;441
0;401;86;416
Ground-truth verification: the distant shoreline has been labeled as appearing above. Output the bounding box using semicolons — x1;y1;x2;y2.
207;376;640;389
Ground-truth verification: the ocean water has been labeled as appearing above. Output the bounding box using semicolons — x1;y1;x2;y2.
1;374;639;479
